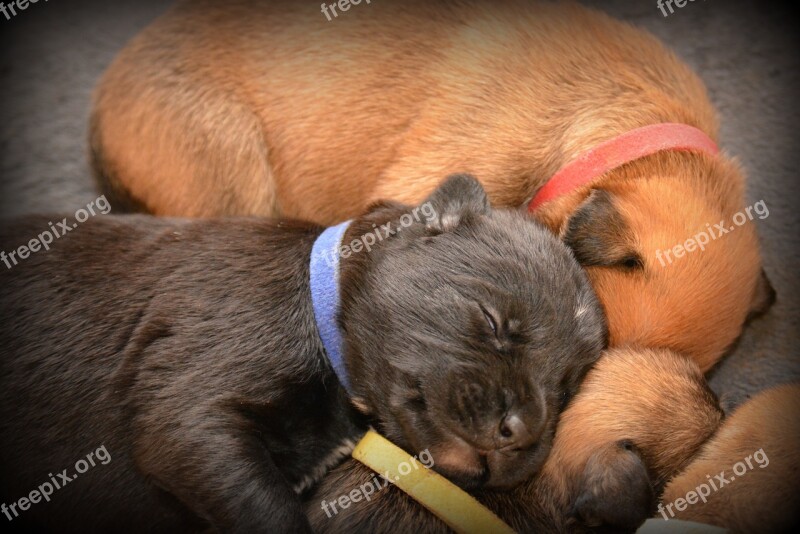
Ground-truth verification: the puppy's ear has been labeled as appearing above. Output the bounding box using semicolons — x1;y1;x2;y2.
573;440;654;533
421;174;490;233
563;190;642;270
747;269;776;320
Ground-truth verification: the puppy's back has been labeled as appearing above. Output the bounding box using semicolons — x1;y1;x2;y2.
91;0;715;221
0;215;186;529
0;215;316;530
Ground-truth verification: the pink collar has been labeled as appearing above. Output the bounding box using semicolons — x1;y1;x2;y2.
528;123;720;211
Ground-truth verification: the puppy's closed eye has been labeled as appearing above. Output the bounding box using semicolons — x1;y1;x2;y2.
452;277;523;350
563;190;643;272
619;255;644;270
473;301;526;351
479;303;500;338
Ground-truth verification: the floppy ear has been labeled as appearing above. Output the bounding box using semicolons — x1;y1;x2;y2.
573;440;654;533
421;174;490;233
563;190;642;270
747;269;776;320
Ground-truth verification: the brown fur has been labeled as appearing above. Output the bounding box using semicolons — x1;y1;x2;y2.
91;0;773;370
660;384;800;532
306;347;724;533
0;176;607;531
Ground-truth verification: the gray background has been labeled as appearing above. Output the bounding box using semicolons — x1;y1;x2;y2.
0;0;797;409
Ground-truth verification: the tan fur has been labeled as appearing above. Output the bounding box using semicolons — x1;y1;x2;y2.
536;347;722;507
660;384;800;532
92;0;770;369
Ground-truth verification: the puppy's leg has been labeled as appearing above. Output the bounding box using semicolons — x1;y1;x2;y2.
307;459;450;534
135;409;312;533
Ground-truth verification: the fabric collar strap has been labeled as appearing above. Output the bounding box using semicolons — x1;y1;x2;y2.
528;123;720;211
352;430;516;534
310;220;353;394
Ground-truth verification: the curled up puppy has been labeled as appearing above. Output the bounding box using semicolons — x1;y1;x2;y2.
0;176;606;532
93;0;775;372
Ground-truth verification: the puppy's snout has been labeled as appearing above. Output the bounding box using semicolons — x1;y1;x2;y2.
496;403;543;450
441;377;553;488
448;374;546;452
498;413;532;448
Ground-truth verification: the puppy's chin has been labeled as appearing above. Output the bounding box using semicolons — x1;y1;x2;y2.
429;435;550;490
429;437;487;489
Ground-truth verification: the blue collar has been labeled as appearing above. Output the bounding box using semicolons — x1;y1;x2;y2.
310;220;353;394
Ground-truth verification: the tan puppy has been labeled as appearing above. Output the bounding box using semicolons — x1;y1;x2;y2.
306;347;723;532
660;384;800;532
91;0;774;370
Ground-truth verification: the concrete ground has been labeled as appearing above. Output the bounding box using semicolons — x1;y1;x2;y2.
0;1;797;407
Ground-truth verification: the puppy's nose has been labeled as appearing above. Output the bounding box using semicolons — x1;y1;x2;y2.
496;407;542;450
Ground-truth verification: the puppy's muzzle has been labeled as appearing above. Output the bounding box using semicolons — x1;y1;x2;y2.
448;377;546;453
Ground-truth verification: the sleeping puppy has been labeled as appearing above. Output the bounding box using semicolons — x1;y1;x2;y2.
91;0;774;371
660;383;800;532
306;347;724;533
0;176;606;532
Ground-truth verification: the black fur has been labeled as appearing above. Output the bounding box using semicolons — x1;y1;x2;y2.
563;189;643;271
0;176;606;532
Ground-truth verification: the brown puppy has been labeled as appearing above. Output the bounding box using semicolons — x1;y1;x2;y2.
660;384;800;532
0;176;607;531
306;347;723;533
91;0;773;371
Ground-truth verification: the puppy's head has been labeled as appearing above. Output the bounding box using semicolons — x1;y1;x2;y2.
307;348;722;533
339;175;607;489
539;347;723;532
538;154;774;371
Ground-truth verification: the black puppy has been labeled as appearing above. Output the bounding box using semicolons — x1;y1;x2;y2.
0;176;606;532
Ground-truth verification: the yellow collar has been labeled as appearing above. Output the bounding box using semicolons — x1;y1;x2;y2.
352;430;516;534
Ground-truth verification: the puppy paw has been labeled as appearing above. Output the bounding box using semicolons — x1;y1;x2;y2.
572;440;654;533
